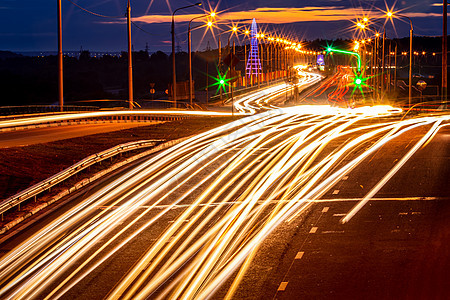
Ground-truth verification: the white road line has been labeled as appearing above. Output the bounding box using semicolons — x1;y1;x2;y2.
332;190;339;195
333;213;347;217
277;282;288;291
322;207;329;213
314;196;441;202
321;231;345;234
309;227;318;233
295;251;304;259
342;176;349;180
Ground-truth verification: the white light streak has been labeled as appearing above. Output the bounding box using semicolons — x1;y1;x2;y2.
0;98;448;300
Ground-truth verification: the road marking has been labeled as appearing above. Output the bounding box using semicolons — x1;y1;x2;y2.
309;227;318;233
322;231;345;234
400;211;422;216
342;176;349;180
314;196;441;203
332;190;339;195
322;207;329;213
333;213;347;217
277;282;288;291
295;251;304;259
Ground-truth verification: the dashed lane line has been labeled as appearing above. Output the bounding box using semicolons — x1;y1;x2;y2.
295;251;305;260
277;282;289;291
95;197;443;210
333;213;347;217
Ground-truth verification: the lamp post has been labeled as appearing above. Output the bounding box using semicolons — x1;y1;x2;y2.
57;0;63;111
171;2;201;109
244;29;250;88
388;12;413;107
400;15;413;107
215;26;235;102
358;19;385;101
443;0;447;106
188;15;212;106
127;0;133;109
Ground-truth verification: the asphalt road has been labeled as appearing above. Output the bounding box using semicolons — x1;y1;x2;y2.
0;122;161;148
254;126;450;300
0;108;448;299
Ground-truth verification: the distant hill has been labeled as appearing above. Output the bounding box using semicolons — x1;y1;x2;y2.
0;51;22;59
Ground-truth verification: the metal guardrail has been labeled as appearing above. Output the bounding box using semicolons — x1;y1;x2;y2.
0;111;208;133
0;140;159;219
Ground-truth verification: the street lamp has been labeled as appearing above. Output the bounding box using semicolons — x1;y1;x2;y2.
355;18;386;102
214;25;236;102
127;0;133;109
188;13;214;106
171;2;202;109
387;11;414;107
57;0;63;111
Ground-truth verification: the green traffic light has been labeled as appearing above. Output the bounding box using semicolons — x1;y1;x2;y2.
205;65;232;95
355;78;362;85
324;46;361;72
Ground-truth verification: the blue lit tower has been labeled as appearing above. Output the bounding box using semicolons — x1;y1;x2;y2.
246;18;262;82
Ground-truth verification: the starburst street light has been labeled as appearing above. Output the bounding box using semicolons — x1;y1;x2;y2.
326;46;362;73
188;13;217;106
172;2;202;108
385;8;414;107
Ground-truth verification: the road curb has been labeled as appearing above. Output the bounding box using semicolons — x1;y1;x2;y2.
0;136;190;235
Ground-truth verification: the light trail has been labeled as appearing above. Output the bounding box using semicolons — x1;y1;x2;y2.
0;69;322;131
1;101;448;297
233;69;323;114
0;110;237;130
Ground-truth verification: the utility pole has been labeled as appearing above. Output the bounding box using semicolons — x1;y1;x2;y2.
127;0;133;109
57;0;63;112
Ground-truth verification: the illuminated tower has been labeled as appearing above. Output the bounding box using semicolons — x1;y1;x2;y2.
246;18;261;80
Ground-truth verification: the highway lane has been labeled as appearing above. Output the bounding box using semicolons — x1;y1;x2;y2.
0;122;162;148
1;105;449;299
265;127;450;300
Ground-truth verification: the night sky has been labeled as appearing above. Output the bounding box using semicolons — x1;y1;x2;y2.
0;0;447;53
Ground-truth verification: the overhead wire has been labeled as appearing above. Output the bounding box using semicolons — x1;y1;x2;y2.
66;0;125;19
